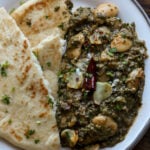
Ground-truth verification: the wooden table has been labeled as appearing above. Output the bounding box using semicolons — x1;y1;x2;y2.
134;1;150;150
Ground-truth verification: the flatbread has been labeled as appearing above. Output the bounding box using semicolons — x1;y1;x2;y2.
11;0;69;99
43;70;58;99
32;33;66;98
32;32;65;73
0;8;60;150
11;0;70;47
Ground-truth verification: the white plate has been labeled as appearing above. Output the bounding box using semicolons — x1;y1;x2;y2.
0;0;150;150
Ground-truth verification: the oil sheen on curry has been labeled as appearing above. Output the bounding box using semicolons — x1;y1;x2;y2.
56;2;147;149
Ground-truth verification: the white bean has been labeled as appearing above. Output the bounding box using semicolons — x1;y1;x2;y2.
67;47;81;59
89;26;110;45
67;71;84;89
111;35;132;52
94;3;119;17
61;129;78;147
93;82;112;105
67;33;85;59
92;114;118;131
98;26;110;35
126;68;144;91
72;32;85;44
84;144;100;150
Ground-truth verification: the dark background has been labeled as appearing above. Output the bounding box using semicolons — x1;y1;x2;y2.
134;0;150;150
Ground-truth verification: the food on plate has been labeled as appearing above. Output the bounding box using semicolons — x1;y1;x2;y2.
0;0;148;149
94;3;119;18
56;2;147;149
11;0;71;47
0;8;60;150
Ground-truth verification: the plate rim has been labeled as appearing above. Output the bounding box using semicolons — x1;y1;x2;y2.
126;0;150;149
131;0;150;26
0;0;150;150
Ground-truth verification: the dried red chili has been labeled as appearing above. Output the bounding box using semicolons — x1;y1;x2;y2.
83;58;96;91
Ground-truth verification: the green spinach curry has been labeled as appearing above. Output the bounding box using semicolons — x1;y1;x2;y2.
56;2;147;149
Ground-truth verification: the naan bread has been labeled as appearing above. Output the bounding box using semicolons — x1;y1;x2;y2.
11;0;70;47
32;32;65;73
32;34;66;98
11;0;69;99
0;8;60;150
43;70;58;99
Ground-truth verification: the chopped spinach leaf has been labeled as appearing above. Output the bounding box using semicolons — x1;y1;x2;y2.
1;95;10;105
54;6;60;12
26;19;32;27
109;48;117;53
58;23;64;30
8;119;12;124
47;96;54;108
25;129;35;139
46;62;51;67
0;61;9;77
34;139;40;144
9;8;15;14
106;71;115;77
33;51;39;58
45;16;49;19
20;0;25;5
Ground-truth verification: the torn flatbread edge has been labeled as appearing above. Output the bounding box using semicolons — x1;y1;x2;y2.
0;7;60;150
